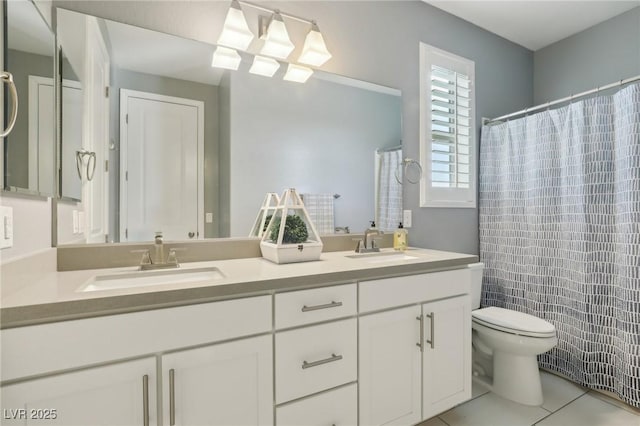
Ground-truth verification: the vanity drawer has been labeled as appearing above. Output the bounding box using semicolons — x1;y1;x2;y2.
359;268;471;313
276;383;357;426
275;318;357;404
275;283;356;329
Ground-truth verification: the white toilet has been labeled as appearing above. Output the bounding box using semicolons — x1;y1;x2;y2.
469;263;558;406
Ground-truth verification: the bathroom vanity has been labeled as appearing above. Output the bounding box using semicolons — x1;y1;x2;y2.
0;248;477;425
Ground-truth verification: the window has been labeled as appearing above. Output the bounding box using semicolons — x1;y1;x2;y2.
419;43;476;208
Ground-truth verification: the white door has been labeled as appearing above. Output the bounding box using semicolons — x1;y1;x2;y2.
120;90;203;242
27;76;56;195
162;334;273;426
359;306;422;426
422;296;472;419
1;358;157;425
84;17;110;243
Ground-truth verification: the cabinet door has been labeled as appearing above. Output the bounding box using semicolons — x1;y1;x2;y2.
1;358;156;425
162;334;273;426
359;306;422;426
422;295;471;419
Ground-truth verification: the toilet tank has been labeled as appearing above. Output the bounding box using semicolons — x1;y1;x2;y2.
468;263;484;309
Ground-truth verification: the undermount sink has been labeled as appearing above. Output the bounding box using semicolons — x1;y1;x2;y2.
345;251;419;264
79;266;225;292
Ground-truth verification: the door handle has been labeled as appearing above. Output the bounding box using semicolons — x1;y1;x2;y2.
416;315;423;351
188;232;195;238
169;369;176;426
0;72;18;137
142;375;149;426
426;312;435;349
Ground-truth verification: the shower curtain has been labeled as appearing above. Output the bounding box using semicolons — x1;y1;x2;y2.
376;149;403;232
479;82;640;407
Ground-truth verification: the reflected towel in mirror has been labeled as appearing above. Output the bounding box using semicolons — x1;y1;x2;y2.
301;193;335;235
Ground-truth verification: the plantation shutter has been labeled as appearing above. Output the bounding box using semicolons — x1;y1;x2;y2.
430;65;471;189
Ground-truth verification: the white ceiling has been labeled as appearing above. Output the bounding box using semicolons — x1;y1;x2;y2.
424;1;640;51
7;0;53;56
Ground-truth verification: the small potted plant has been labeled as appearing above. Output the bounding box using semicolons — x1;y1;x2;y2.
260;188;323;264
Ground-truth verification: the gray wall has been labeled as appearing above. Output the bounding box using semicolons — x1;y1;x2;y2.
5;49;54;190
53;0;534;255
110;69;220;238
227;72;401;237
534;7;640;104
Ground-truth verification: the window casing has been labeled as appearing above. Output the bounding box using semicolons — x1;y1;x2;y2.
419;43;476;208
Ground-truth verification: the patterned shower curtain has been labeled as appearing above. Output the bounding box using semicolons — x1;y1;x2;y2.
377;149;403;232
479;82;640;408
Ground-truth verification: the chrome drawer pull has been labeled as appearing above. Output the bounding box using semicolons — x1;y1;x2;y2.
302;353;343;369
426;312;435;349
301;301;343;312
142;375;149;426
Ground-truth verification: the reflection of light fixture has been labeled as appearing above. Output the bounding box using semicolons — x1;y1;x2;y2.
249;55;280;77
211;46;242;70
283;63;313;83
260;11;295;60
298;21;332;66
218;0;254;51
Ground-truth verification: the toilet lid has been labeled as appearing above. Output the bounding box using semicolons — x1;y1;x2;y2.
472;307;556;338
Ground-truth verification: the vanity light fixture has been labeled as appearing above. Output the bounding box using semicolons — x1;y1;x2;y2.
260;11;295;60
211;46;242;70
298;21;332;67
249;55;280;77
283;63;313;83
218;0;254;51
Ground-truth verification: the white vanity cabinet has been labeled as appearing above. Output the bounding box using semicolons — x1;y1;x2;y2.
161;335;273;426
359;306;423;426
358;269;472;425
1;358;157;425
422;296;471;419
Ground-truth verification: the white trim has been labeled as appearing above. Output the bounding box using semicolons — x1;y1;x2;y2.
28;75;48;192
119;89;205;241
419;43;476;209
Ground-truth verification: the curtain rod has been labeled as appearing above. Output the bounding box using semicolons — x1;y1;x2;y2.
484;74;640;125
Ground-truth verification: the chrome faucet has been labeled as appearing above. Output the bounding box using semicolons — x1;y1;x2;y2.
355;221;382;253
135;232;181;270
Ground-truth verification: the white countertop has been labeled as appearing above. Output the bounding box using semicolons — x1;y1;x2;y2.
0;248;477;328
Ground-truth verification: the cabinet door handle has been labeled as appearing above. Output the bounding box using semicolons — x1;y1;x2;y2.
0;72;18;137
416;315;423;351
142;375;149;426
301;301;342;312
169;368;176;426
302;353;343;369
426;312;435;349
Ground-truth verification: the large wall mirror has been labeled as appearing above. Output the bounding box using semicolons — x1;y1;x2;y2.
3;0;56;196
56;8;403;245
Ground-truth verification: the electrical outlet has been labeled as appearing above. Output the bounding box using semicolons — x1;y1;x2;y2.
0;206;14;249
403;210;412;228
206;212;213;223
78;211;86;234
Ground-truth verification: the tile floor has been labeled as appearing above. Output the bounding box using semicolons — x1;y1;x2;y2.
421;371;640;426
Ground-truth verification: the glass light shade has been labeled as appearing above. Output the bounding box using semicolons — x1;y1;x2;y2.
249;55;280;77
283;64;313;83
217;0;254;51
260;13;295;59
298;24;332;66
211;46;241;70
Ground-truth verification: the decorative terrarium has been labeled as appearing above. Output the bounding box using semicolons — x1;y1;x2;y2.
260;188;323;264
249;192;281;238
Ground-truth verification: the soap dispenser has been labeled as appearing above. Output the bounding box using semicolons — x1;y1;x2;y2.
393;222;408;251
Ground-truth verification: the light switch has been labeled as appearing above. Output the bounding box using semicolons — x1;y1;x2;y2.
78;211;86;234
72;210;79;234
0;206;13;249
403;210;412;228
206;212;213;223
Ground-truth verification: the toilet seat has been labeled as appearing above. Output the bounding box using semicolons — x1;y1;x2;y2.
472;307;556;338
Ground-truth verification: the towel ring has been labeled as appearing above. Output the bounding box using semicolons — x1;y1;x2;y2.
395;158;423;185
0;72;18;137
76;149;97;181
